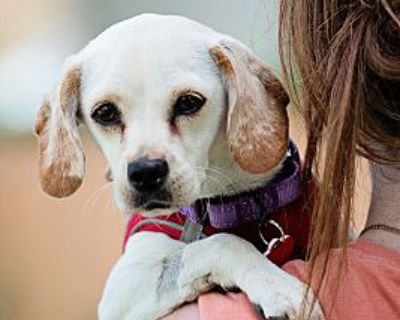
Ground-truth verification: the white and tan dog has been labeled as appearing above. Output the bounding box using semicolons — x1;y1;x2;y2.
35;14;323;320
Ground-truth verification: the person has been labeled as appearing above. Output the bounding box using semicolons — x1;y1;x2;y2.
164;0;400;319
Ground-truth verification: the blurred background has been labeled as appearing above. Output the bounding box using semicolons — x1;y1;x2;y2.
0;1;370;319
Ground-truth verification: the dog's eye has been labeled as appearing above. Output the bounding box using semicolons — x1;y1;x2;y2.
174;93;206;117
91;103;121;126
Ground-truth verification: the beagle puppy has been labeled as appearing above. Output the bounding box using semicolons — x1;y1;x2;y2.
35;14;323;320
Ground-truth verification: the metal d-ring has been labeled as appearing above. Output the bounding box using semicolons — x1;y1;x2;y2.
258;217;286;247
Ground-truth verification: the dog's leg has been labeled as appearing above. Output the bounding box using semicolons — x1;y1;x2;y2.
99;232;324;320
98;232;192;320
177;234;325;319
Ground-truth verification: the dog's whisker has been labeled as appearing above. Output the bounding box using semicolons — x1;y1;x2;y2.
196;165;234;184
81;182;113;221
195;174;229;221
95;189;113;223
207;165;236;183
73;182;112;233
194;168;235;197
106;193;121;221
104;194;115;221
196;171;231;221
194;165;239;194
110;198;120;221
208;165;240;193
109;197;120;217
199;173;229;195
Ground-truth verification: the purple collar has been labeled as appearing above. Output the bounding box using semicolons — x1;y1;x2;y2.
179;141;301;229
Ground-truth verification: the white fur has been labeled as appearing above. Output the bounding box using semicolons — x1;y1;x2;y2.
99;232;323;320
74;14;277;215
55;14;324;319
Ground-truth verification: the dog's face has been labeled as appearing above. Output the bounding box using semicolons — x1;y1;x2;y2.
34;14;289;215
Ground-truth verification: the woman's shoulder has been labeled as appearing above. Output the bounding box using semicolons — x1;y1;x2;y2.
284;239;400;277
346;239;400;266
283;239;400;319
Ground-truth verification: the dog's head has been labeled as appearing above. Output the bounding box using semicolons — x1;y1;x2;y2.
34;14;289;215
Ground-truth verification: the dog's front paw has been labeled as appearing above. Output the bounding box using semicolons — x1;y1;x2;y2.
178;233;324;320
243;270;324;320
176;234;245;300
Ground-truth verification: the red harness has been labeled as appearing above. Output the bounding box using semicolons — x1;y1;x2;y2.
123;190;312;266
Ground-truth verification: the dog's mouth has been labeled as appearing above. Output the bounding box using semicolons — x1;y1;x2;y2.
142;201;172;210
132;190;174;211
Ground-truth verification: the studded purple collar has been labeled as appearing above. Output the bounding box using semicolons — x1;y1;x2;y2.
179;141;301;229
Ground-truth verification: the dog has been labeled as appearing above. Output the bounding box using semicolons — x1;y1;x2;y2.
34;14;323;320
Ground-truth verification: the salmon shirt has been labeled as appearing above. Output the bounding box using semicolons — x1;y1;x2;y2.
198;240;400;320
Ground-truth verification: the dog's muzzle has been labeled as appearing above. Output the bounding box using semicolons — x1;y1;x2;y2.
127;156;173;209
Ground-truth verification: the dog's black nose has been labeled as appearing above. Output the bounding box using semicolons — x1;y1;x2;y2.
127;157;169;193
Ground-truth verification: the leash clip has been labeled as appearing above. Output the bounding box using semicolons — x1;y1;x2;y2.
259;219;294;265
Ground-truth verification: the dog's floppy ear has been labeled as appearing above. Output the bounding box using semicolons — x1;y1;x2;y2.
210;40;289;174
34;58;85;198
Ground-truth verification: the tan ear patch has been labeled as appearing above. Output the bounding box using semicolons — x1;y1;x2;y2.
37;122;84;198
60;67;81;114
228;96;288;173
34;64;85;198
210;46;235;76
34;100;51;136
40;163;83;198
210;43;289;174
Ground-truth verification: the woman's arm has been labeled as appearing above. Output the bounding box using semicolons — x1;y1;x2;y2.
163;292;263;320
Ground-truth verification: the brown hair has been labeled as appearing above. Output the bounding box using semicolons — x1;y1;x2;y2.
279;0;400;317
